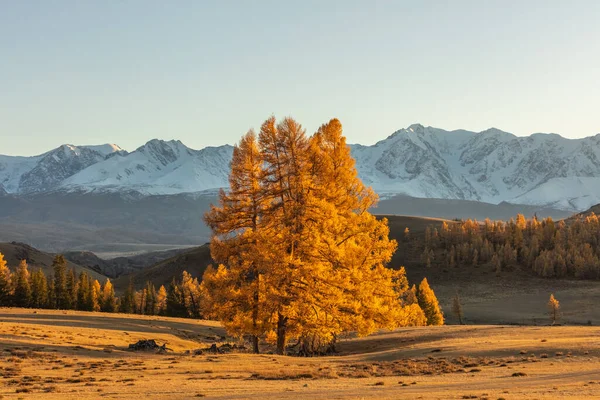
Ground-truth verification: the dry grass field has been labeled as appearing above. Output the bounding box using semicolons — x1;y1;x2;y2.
1;309;599;399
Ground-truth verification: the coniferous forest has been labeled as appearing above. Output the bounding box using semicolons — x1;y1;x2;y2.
420;213;600;279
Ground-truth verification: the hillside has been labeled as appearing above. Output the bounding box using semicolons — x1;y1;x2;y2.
64;247;189;278
0;242;107;281
114;244;212;290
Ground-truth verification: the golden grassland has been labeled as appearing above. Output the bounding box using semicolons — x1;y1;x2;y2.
1;308;600;399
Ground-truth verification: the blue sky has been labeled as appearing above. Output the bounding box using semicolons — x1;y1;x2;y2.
1;0;599;156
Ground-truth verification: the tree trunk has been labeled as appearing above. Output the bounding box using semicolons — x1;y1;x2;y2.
276;313;288;355
252;270;260;354
251;335;260;354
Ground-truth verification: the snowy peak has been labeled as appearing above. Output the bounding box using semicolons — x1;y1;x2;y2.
82;144;124;156
0;143;124;194
348;124;600;211
1;125;600;211
61;140;234;195
135;139;193;166
18;145;112;193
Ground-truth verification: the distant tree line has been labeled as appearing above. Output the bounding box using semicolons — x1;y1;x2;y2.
0;252;208;318
420;213;600;279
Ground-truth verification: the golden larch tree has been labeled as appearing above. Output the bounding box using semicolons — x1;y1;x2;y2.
0;253;12;306
203;116;428;355
203;130;270;353
417;278;444;325
548;293;560;325
14;259;32;308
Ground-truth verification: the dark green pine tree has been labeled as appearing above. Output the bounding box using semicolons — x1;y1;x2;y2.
13;260;32;307
84;275;97;311
166;279;187;318
120;279;136;314
52;255;69;309
30;268;48;309
66;269;78;310
77;272;90;311
144;281;157;315
46;278;56;309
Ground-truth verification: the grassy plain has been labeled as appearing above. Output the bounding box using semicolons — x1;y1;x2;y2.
1;308;599;399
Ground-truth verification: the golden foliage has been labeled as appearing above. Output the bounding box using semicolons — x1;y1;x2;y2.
548;293;560;325
417;278;444;326
202;116;429;354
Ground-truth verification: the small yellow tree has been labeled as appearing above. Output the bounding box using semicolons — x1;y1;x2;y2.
0;253;13;306
14;260;31;308
91;280;101;312
548;294;560;325
156;285;167;315
452;292;464;325
100;279;117;312
417;278;444;325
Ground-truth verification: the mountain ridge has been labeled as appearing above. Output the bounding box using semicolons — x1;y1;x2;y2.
2;124;600;210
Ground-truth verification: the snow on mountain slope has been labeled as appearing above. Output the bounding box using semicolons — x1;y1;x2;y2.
509;177;600;211
350;124;600;211
2;126;600;211
81;144;124;156
62;140;233;195
0;154;42;193
0;144;123;194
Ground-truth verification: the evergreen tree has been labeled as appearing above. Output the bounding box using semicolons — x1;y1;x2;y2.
46;279;55;309
30;268;48;308
52;255;68;309
66;269;77;309
417;278;444;326
0;253;12;306
120;279;136;314
13;260;32;307
77;272;90;311
144;281;157;315
166;279;187;317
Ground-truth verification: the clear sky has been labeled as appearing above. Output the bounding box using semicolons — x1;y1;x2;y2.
1;0;599;156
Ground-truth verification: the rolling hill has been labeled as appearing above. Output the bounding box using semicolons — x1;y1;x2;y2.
0;242;107;281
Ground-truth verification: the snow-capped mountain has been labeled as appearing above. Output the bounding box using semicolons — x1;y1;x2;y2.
62;140;233;195
351;124;600;211
0;144;124;194
1;125;600;211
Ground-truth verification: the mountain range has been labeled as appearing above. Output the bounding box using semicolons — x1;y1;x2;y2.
2;124;600;211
